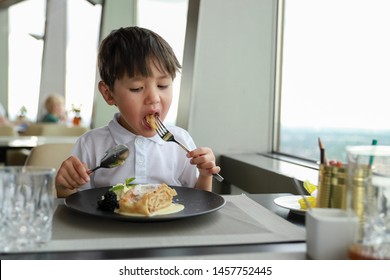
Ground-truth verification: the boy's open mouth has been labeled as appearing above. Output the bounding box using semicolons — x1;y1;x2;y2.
144;113;158;130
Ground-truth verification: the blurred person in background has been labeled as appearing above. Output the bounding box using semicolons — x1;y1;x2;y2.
41;94;68;123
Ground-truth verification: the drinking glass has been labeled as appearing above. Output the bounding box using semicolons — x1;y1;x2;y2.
0;166;56;252
346;145;390;259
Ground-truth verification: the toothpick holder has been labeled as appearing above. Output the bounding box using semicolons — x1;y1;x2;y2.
316;164;347;209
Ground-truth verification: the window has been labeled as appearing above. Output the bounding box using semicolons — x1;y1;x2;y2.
6;0;185;126
276;0;390;164
136;0;189;125
8;0;45;121
66;0;102;126
7;0;101;126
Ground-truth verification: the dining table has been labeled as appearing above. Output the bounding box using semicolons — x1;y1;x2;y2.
0;192;307;260
0;136;79;164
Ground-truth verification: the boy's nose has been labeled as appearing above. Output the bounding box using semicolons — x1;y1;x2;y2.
145;88;160;104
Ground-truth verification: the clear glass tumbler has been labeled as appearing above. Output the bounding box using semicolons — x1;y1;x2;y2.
0;166;56;252
346;145;390;259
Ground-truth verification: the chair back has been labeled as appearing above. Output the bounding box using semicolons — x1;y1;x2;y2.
20;123;89;136
25;143;74;171
41;125;89;136
0;125;18;136
20;123;45;136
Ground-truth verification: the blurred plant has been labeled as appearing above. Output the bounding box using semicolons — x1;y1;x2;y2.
71;104;82;115
18;106;27;118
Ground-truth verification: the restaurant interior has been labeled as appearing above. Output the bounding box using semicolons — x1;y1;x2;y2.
1;0;389;261
0;0;304;196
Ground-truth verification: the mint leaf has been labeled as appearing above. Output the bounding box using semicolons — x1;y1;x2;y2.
109;185;125;192
125;177;136;186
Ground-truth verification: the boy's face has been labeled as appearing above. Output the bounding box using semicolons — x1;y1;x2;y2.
100;62;173;137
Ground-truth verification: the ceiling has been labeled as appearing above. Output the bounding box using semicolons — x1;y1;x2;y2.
0;0;102;9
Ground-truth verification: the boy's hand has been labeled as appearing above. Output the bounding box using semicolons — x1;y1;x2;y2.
187;147;221;192
55;156;90;197
187;147;220;176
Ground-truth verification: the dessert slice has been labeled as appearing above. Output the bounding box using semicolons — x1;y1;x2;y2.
118;183;177;216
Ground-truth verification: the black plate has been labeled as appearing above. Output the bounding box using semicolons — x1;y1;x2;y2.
64;186;226;222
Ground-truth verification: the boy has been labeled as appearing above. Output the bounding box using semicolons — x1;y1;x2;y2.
55;27;220;198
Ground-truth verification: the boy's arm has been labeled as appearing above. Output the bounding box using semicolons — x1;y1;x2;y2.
56;184;77;198
194;175;213;192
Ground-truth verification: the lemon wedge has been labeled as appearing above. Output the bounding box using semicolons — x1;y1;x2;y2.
298;196;316;210
303;180;317;194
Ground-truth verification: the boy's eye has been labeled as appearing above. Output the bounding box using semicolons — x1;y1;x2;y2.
158;85;169;89
130;87;143;92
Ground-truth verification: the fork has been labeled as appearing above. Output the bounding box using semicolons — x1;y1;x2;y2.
155;116;224;182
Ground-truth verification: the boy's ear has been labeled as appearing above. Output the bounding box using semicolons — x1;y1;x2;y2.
98;81;116;105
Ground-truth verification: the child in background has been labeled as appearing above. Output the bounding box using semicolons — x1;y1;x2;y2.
41;94;68;123
55;26;221;198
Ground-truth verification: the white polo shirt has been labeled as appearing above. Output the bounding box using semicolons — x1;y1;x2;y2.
73;113;199;190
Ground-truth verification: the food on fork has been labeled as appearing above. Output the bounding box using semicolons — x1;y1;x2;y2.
146;114;157;130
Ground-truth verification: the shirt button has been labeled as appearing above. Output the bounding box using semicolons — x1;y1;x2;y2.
137;157;144;165
136;138;143;145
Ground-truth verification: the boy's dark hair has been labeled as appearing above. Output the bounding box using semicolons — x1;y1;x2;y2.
98;26;181;90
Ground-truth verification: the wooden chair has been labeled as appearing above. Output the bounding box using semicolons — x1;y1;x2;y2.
20;123;89;137
0;125;18;136
24;143;74;171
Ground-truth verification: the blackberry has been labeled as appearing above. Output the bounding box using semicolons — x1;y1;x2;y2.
97;190;119;212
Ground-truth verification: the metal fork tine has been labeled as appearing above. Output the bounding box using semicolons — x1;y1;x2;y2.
155;126;161;137
156;127;163;137
156;116;187;151
155;122;162;133
154;117;163;133
155;117;166;132
155;120;167;139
